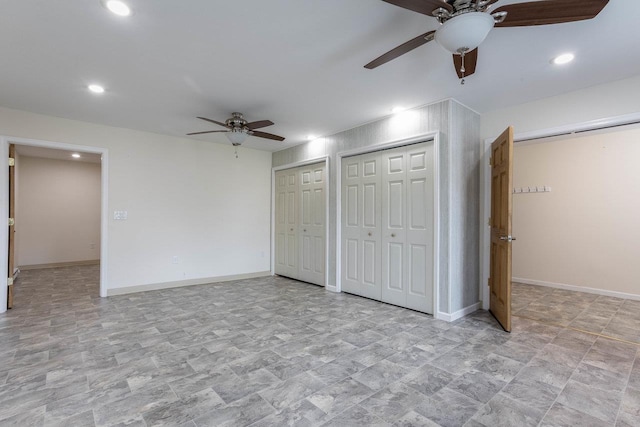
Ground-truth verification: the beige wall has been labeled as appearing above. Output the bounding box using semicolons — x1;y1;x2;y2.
0;105;272;295
512;126;640;296
17;156;101;266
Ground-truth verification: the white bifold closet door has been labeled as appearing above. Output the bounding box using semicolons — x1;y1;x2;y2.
342;142;434;313
275;162;326;286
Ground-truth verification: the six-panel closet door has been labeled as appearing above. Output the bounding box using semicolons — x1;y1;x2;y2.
341;142;434;314
275;168;299;279
275;162;326;286
342;151;382;300
298;164;326;285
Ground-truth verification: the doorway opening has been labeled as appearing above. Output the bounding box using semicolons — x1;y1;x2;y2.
1;136;108;313
481;115;640;341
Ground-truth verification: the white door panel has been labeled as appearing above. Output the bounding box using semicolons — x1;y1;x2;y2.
404;143;434;313
298;163;326;285
382;146;407;306
342;152;381;299
275;162;326;285
342;142;434;314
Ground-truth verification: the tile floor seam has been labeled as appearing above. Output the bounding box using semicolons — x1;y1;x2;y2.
537;330;597;426
613;348;638;426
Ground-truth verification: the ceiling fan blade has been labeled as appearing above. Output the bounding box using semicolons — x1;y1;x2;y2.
495;0;609;27
197;117;229;128
382;0;452;16
453;48;478;79
246;120;274;130
186;130;229;136
365;30;435;69
251;131;285;141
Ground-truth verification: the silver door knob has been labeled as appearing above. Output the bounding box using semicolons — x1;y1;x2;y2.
368;232;372;236
391;233;396;238
290;228;294;232
303;229;307;232
500;235;516;242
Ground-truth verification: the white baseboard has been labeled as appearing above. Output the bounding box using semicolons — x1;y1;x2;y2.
325;285;338;293
20;260;100;270
437;302;481;322
513;277;640;301
107;271;271;296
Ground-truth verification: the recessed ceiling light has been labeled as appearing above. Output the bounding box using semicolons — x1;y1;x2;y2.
391;106;406;114
88;84;105;94
104;0;131;16
552;53;575;65
307;135;318;141
71;153;81;159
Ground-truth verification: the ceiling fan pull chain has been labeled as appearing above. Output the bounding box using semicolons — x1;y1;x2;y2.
234;146;239;159
460;51;466;85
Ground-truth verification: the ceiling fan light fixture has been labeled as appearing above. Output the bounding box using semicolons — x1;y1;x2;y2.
226;128;248;146
435;12;495;54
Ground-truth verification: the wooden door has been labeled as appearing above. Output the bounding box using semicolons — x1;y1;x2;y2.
342;151;382;300
7;144;15;309
274;168;298;279
299;163;326;285
489;127;514;332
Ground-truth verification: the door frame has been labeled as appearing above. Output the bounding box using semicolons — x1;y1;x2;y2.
336;132;441;316
271;156;330;287
479;112;640;310
0;136;109;313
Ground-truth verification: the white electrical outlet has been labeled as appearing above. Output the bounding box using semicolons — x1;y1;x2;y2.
114;210;128;220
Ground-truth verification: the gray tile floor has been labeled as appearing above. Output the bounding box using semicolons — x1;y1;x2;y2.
1;266;638;427
513;282;640;344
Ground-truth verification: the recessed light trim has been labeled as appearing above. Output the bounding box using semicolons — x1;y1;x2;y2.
307;135;318;141
391;106;406;114
552;53;575;65
71;153;81;159
104;0;131;16
88;84;105;94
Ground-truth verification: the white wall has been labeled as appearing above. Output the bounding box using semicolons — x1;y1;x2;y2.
0;106;272;294
481;74;640;140
512;126;640;297
17;156;101;266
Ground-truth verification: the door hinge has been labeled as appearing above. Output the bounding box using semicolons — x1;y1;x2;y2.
8;218;14;226
487;217;491;226
488;156;492;166
8;158;14;167
7;277;13;286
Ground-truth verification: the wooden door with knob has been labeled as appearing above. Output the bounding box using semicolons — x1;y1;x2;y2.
489;127;514;332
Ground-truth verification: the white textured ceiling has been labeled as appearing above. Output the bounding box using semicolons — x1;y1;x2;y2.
1;0;639;151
